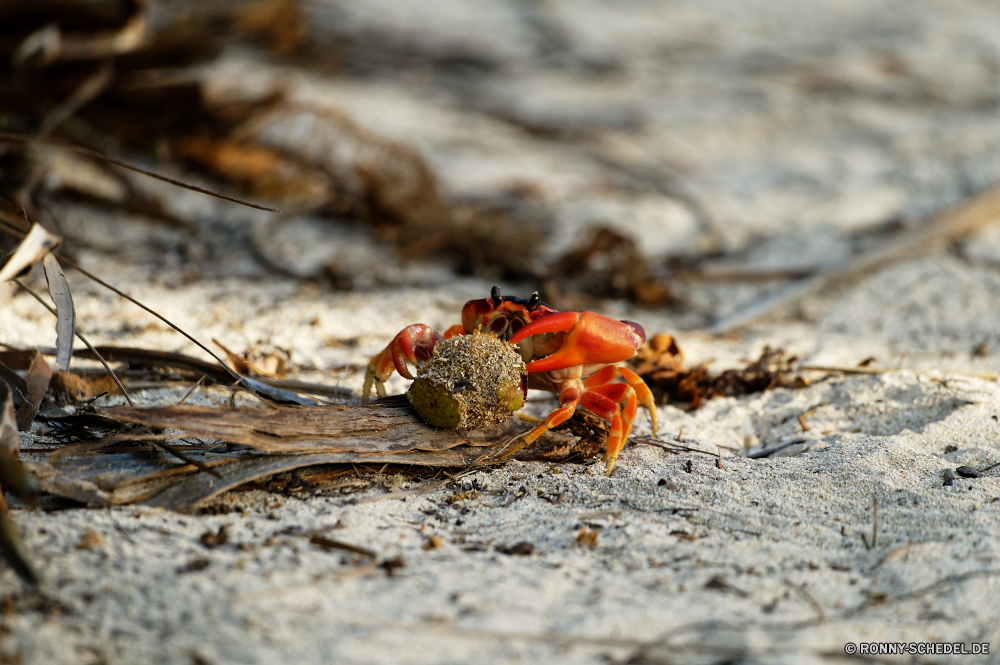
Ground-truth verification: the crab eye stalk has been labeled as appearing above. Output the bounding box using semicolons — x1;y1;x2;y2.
528;292;539;310
491;286;502;306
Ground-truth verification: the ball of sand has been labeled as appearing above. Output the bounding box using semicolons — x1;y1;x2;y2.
407;331;526;429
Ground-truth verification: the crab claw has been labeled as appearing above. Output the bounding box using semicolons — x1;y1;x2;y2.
362;324;442;404
508;311;646;374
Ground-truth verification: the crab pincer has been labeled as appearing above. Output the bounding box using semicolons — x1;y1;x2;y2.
362;324;442;403
504;310;658;475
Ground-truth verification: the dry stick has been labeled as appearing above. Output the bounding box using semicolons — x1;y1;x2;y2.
801;363;997;382
14;278;133;406
711;184;1000;333
873;493;879;548
747;438;806;459
631;435;719;458
176;375;207;406
0;131;280;212
799;364;890;375
37;61;114;137
155;440;223;479
860;492;879;550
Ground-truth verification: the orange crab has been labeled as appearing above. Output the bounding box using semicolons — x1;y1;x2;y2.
362;287;658;475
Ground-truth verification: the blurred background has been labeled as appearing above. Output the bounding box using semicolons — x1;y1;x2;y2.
3;0;1000;353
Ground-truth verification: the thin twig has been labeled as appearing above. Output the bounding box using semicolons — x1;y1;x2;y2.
176;375;207;405
0;131;280;212
747;438;806;459
15;278;134;405
799;364;891;375
151;439;224;479
53;254;245;384
873;493;879;548
631;434;719;458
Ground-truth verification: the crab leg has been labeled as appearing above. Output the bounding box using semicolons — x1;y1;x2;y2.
362;324;442;404
502;381;581;459
584;365;658;438
584;383;638;476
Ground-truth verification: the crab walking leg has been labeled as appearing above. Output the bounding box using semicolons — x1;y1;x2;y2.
584;365;658;438
584;383;638;476
615;366;657;437
362;324;443;404
502;382;582;459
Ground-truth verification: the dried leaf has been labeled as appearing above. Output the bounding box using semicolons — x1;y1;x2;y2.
0;508;39;586
213;338;252;376
15;351;52;431
0;380;18;458
50;370;120;402
42;254;75;371
0;380;39;503
0;223;61;283
172;137;328;207
234;0;304;53
0;359;71;420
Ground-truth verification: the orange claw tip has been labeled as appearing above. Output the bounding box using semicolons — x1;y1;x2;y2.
621;320;646;346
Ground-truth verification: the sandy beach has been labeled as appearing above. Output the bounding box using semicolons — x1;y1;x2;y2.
3;0;1000;663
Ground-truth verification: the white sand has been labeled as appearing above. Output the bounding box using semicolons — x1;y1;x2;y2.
4;0;1000;662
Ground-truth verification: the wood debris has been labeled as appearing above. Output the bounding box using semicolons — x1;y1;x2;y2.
631;334;802;409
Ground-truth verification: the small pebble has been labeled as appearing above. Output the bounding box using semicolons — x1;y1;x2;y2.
956;466;982;479
942;468;955;486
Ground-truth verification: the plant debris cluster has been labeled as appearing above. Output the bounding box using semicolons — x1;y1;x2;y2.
630;334;805;410
0;0;675;302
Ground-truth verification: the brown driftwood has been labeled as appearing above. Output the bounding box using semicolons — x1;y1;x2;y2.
102;395;531;454
32;395;608;509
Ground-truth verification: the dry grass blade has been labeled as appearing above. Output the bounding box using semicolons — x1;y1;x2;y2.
152;440;224;480
69;345;319;406
42;255;75;371
0;131;281;212
14;279;133;406
52;256;323;404
0;223;61;283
